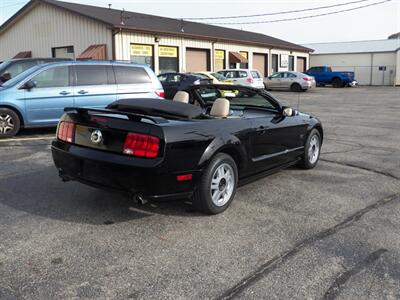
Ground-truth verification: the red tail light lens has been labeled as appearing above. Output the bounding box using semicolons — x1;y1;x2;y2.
303;77;311;81
155;89;165;98
57;121;76;143
123;133;160;158
246;77;254;83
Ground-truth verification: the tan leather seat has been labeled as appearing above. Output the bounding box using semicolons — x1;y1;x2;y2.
173;91;189;103
210;98;230;118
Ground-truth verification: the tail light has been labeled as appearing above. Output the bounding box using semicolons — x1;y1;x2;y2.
123;132;160;158
303;77;312;81
246;77;254;84
155;89;165;98
57;121;76;143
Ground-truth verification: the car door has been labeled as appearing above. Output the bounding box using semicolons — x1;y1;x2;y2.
24;65;74;125
247;92;304;171
280;72;297;89
165;73;183;99
266;72;283;89
73;64;116;108
114;65;156;100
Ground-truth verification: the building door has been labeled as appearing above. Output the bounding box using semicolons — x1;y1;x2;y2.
186;48;210;72
296;57;306;72
253;53;268;77
272;54;279;73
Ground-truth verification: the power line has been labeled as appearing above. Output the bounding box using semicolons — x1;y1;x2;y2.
183;0;371;20
207;0;392;25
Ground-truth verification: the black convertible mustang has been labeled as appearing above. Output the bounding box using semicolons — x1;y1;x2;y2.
52;85;323;214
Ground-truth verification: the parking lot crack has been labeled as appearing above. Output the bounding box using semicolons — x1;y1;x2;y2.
322;248;388;300
216;194;400;300
320;158;399;180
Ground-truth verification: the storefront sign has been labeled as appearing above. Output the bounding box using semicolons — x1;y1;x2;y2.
280;54;289;68
159;46;178;58
239;51;248;59
215;50;225;60
131;44;153;57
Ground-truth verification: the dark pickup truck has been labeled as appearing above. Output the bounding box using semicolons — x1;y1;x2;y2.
52;84;323;214
305;66;357;87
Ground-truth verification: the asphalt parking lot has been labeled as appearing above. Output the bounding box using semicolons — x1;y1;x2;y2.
1;86;400;299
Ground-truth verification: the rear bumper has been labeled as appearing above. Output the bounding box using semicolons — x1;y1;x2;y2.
51;140;200;200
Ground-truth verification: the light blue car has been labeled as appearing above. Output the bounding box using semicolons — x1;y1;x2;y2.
0;61;164;138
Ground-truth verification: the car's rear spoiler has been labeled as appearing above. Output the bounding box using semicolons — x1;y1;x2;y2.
64;107;163;124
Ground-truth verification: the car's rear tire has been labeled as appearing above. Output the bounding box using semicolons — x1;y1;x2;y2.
0;108;20;138
298;129;321;169
192;153;238;214
290;83;302;92
332;78;343;88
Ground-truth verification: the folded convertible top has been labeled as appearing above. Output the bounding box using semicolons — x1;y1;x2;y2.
107;98;202;119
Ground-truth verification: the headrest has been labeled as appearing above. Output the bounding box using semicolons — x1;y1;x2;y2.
173;91;189;103
210;98;230;118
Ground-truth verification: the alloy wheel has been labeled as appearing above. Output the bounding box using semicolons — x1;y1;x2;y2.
210;163;235;207
0;113;14;135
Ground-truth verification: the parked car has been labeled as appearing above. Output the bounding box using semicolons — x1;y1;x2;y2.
0;58;72;83
217;69;264;89
0;61;163;138
192;72;232;84
305;66;357;88
52;84;323;214
157;72;212;99
264;71;316;92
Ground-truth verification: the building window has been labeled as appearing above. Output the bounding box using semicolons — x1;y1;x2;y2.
214;50;225;71
272;54;279;73
52;46;74;59
130;44;154;70
288;55;294;71
159;46;179;74
239;51;248;68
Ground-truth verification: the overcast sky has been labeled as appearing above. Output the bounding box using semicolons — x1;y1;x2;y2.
1;0;399;44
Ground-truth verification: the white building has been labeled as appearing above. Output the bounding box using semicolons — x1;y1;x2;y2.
304;38;400;86
0;0;311;76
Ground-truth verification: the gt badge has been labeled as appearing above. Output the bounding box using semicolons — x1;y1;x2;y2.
90;129;103;145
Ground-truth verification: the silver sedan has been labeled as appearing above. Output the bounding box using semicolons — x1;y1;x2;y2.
264;71;316;92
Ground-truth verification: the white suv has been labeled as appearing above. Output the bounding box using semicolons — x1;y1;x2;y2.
217;69;264;89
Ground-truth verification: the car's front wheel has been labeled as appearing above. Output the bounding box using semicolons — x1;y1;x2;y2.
0;108;20;138
298;129;321;169
192;153;238;214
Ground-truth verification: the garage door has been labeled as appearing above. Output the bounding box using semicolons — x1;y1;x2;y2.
186;48;209;72
296;57;306;72
253;53;267;77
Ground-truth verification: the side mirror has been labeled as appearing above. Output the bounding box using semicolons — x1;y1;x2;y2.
267;76;272;80
282;107;297;117
0;72;12;83
22;80;36;90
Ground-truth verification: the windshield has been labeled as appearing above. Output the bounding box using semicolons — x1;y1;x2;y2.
211;73;227;81
195;86;280;111
1;65;42;88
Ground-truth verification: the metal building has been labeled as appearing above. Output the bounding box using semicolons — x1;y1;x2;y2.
0;0;311;76
304;38;400;86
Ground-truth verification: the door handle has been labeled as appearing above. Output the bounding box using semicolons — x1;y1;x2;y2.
78;90;88;94
256;126;268;135
59;91;70;95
